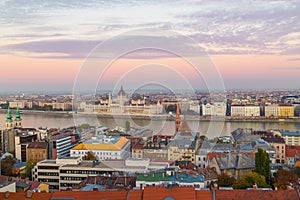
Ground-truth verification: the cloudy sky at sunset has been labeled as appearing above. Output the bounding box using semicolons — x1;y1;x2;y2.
0;0;299;93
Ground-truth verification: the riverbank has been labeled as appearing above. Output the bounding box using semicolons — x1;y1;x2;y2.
1;109;300;123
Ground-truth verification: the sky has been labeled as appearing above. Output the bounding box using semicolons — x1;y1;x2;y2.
0;0;300;93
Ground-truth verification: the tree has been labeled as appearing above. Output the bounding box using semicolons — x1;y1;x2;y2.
199;135;207;141
125;121;131;132
23;159;37;180
255;148;271;185
274;169;298;190
233;172;270;189
0;156;16;176
83;151;98;161
293;166;300;178
217;174;236;187
80;123;90;130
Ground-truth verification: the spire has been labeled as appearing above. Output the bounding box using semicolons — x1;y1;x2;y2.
15;107;21;121
175;104;181;133
118;85;126;96
6;107;13;122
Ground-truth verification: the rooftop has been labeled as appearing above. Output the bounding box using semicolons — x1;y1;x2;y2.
137;172;204;183
214;152;255;170
277;130;300;136
28;141;48;149
72;136;129;151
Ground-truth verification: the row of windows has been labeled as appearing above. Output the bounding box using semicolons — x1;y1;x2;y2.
60;183;77;187
38;172;59;176
60;176;85;181
198;157;206;161
73;151;118;156
38;166;59;170
60;170;101;174
38;178;59;183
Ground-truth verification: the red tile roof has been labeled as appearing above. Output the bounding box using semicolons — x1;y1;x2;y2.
196;190;213;200
207;153;226;161
285;149;300;157
143;187;196;200
0;192;52;200
215;189;299;200
1;187;299;200
52;190;128;200
128;190;143;200
27;141;48;149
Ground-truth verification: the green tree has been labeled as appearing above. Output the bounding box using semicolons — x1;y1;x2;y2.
0;156;16;176
23;159;37;180
125;121;131;132
83;151;98;161
255;148;271;185
217;174;236;187
199;135;207;141
274;169;298;190
80;123;90;130
233;172;270;189
293;166;300;177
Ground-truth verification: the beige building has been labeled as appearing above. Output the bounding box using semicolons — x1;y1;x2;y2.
9;101;33;109
52;102;72;111
167;132;200;164
278;105;294;118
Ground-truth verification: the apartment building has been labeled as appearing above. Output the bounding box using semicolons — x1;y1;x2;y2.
264;104;279;117
33;157;170;191
273;130;300;146
278;105;294;118
70;135;131;160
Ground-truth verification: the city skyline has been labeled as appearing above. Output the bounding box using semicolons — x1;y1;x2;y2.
1;0;300;92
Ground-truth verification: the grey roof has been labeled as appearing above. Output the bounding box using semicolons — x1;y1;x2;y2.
168;138;196;149
197;141;234;154
80;184;105;191
251;139;274;150
231;128;261;143
277;130;300;136
214;153;255;170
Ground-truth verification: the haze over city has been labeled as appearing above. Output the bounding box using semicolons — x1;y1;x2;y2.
0;0;300;93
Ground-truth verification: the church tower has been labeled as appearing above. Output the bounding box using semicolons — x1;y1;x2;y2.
175;103;181;133
14;107;22;128
5;107;14;130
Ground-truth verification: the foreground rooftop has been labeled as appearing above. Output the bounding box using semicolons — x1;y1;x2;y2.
0;187;299;200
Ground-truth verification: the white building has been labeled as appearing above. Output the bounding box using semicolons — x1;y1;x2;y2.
202;102;226;116
265;104;279;117
230;105;245;117
33;157;170;191
70;135;131;160
244;105;260;117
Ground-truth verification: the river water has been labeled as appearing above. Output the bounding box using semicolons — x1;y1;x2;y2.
1;113;300;139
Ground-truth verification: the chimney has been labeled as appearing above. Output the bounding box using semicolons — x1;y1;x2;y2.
253;183;257;190
213;183;218;190
5;191;9;199
26;190;33;198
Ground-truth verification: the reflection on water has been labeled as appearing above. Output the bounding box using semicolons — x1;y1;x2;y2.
1;113;300;139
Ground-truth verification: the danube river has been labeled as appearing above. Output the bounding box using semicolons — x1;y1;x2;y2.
1;113;300;138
